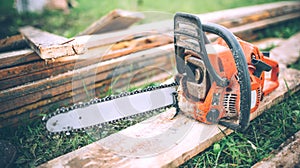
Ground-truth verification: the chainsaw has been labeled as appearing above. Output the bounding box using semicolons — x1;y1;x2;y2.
43;12;279;134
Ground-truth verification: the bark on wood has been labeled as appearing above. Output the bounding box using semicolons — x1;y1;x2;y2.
38;67;300;168
19;26;86;59
78;9;144;35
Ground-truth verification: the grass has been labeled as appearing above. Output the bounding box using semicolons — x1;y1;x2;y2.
257;19;300;40
0;0;293;38
1;0;300;167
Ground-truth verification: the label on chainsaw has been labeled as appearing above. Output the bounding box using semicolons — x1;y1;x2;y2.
250;90;257;109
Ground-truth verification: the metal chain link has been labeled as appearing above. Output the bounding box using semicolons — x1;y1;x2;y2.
42;82;179;135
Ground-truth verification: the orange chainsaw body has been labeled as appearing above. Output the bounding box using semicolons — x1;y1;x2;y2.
178;37;279;125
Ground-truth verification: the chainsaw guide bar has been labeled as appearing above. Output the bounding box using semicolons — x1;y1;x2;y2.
43;82;179;134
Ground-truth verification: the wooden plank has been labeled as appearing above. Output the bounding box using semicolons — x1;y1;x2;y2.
38;67;300;168
0;34;172;90
1;1;298;68
3;9;297;89
0;45;175;124
0;34;28;52
207;1;300;28
0;55;172;117
0;1;297;67
0;44;173;103
1;13;298;122
75;1;300;49
231;13;300;40
19;26;86;59
0;49;40;69
0;34;171;89
271;32;300;67
78;9;144;35
1;69;173;128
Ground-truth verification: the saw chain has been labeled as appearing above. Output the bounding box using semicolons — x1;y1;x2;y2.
42;82;179;135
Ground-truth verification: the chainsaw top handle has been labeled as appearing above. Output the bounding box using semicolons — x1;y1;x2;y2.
174;12;251;131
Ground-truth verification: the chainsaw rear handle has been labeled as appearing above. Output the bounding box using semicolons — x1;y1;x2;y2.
174;12;251;131
262;56;280;96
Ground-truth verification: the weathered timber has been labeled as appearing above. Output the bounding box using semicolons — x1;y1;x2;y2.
1;1;298;72
1;1;298;67
0;34;172;90
78;9;144;35
38;67;300;168
2;9;297;89
231;12;300;40
271;32;300;67
0;55;172;116
0;49;39;69
19;26;86;59
0;45;175;126
204;1;300;28
0;34;28;52
0;44;173;103
1;68;172;128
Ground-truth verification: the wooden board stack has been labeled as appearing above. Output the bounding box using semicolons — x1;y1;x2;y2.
0;1;299;130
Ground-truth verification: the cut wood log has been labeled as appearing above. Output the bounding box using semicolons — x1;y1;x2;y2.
38;67;300;168
19;26;87;59
78;9;144;35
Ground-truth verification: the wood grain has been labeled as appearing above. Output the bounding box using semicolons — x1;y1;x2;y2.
0;34;28;52
0;45;175;126
0;34;172;90
19;26;86;59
